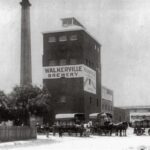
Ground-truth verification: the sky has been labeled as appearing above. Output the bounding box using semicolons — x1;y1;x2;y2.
0;0;150;106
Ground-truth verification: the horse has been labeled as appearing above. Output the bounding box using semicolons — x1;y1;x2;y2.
114;121;128;136
83;122;92;137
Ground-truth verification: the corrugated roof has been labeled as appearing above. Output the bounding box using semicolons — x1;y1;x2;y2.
55;113;84;119
89;113;107;119
89;113;100;118
42;25;84;34
118;106;150;109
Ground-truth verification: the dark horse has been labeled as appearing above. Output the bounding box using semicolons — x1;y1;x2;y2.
102;121;128;136
114;121;128;136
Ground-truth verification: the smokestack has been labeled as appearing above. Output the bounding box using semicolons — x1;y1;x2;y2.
20;0;32;86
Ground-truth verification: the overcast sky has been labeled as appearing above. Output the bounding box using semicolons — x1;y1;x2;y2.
0;0;150;106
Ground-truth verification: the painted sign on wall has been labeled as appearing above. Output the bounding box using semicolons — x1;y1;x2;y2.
83;65;96;94
43;64;96;94
102;87;113;101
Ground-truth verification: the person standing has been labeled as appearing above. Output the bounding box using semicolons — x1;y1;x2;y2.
45;123;49;138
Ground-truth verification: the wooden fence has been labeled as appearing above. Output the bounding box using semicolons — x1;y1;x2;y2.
0;126;37;142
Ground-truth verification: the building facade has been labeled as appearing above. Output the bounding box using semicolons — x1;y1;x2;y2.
43;18;102;121
101;86;113;117
121;106;150;123
113;107;128;123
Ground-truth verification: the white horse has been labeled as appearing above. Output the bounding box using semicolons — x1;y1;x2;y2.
83;121;92;137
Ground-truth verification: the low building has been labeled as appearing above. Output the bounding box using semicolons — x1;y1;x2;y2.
121;106;150;123
101;86;113;117
113;107;129;123
113;105;150;123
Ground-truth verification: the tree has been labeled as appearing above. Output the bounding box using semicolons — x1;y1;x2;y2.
28;87;53;124
0;90;9;122
8;85;42;125
8;85;53;125
0;90;8;108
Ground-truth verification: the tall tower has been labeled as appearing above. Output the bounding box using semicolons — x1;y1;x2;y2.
20;0;32;86
43;18;102;120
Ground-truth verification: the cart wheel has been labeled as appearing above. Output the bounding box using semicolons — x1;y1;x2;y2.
136;128;143;136
148;129;150;135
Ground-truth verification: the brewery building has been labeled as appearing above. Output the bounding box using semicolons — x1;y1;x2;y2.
43;17;102;121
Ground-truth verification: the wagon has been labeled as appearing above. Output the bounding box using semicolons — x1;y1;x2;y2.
89;112;113;135
53;113;85;136
132;119;150;136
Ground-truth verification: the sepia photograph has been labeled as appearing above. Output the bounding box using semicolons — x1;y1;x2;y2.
0;0;150;149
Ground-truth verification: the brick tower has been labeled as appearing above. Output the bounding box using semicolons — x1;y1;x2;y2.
20;0;32;86
43;18;102;120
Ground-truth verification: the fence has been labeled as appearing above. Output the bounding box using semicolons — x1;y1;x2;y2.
0;126;37;142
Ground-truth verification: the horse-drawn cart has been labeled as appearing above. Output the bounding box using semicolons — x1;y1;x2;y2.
89;112;113;135
89;113;128;136
53;113;85;136
132;119;150;136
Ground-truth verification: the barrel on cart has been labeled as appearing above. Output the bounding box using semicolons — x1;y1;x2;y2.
89;112;113;135
53;113;85;136
132;119;150;136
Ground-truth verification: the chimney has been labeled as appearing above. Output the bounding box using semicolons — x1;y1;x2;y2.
20;0;32;86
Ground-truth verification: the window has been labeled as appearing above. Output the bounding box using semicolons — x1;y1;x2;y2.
63;19;72;27
91;62;94;68
59;35;67;42
102;104;104;110
60;59;67;65
70;59;77;65
49;60;57;66
85;59;88;65
95;45;97;50
48;36;56;43
59;96;66;103
90;97;92;104
89;79;91;85
70;35;77;41
85;59;89;66
97;99;99;107
89;61;91;67
110;106;112;111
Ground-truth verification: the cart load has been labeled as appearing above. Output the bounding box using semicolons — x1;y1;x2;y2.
132;119;150;136
53;113;85;136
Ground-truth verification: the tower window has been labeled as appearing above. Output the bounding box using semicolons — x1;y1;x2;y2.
85;59;89;66
91;63;94;68
48;36;56;43
89;79;91;85
97;99;99;107
59;96;66;103
59;35;67;42
49;60;57;66
60;59;67;65
90;97;92;104
70;58;77;65
102;104;104;110
70;35;77;41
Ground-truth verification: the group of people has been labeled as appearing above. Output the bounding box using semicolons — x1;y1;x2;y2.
36;120;129;138
52;121;92;137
